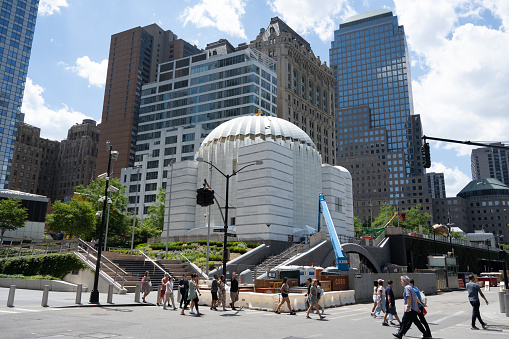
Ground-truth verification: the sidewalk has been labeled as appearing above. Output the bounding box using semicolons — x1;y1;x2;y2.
0;287;153;309
481;289;509;325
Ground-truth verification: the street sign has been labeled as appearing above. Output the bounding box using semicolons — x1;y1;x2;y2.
213;229;225;233
226;233;237;237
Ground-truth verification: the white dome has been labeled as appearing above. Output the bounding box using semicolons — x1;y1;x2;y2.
201;115;316;149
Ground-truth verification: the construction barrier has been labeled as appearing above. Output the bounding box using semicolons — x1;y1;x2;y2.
458;279;464;289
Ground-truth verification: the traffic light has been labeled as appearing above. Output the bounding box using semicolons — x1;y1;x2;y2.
421;142;431;168
196;187;214;206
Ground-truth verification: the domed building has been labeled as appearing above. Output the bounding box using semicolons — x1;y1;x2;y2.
163;115;354;242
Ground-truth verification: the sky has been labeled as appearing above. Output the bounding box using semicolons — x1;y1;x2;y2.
22;0;509;197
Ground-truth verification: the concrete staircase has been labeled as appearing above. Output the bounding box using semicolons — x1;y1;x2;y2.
253;242;310;279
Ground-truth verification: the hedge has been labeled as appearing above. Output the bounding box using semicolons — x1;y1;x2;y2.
0;253;88;279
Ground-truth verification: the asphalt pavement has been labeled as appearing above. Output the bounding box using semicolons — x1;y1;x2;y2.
1;286;508;338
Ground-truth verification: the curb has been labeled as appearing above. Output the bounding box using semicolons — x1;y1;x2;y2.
51;302;157;309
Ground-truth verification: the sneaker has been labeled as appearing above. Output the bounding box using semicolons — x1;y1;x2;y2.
190;310;195;314
382;322;390;326
471;326;479;330
482;323;488;330
390;321;396;326
392;334;402;339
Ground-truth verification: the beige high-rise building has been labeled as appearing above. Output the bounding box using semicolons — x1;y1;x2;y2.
249;17;336;164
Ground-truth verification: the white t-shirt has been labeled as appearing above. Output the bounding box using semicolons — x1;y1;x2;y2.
166;281;173;293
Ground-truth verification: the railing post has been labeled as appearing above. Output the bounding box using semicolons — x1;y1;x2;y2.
76;284;83;304
45;242;49;255
41;285;50;307
17;240;23;257
7;285;15;307
59;241;63;254
121;273;125;289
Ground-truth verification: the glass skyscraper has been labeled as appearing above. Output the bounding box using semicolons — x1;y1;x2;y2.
330;9;431;221
0;0;39;188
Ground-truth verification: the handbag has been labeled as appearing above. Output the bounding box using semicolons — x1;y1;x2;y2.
422;307;427;316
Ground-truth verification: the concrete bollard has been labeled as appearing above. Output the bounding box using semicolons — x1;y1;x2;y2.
134;284;140;302
76;284;83;304
505;293;509;317
499;291;506;313
7;285;15;307
107;284;114;304
41;285;50;307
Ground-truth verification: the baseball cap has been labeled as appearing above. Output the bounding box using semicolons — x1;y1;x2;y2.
377;279;384;283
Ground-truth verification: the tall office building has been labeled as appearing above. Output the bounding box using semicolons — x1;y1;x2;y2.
471;143;509;186
121;40;278;217
249;17;336;164
330;9;431;221
97;24;201;178
0;0;39;188
56;119;100;202
426;172;446;198
9;122;59;199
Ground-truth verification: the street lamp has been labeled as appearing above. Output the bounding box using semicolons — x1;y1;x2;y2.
196;157;263;279
89;140;117;304
130;165;142;254
165;159;175;259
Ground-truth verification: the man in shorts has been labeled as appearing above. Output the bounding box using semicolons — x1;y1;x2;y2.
210;274;219;310
230;273;239;310
383;280;401;326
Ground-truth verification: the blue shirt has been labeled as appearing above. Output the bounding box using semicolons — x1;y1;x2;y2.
412;285;423;309
466;281;480;302
403;284;419;311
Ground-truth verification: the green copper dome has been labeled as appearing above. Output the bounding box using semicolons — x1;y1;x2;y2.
457;178;509;198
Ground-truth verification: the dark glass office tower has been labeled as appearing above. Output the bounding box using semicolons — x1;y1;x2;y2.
330;9;431;222
0;0;39;188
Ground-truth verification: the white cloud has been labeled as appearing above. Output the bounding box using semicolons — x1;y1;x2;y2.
179;0;247;39
267;0;353;43
429;162;471;197
394;0;509;153
63;56;108;88
39;0;68;16
21;78;91;141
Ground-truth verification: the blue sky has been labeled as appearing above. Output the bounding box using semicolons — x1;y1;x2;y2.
23;0;509;196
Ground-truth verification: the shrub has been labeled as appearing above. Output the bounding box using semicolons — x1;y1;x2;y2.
0;253;88;279
228;247;247;254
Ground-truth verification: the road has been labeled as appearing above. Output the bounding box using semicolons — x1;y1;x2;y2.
1;288;508;338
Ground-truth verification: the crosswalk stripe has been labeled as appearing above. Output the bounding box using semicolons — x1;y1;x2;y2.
0;309;20;313
434;310;464;324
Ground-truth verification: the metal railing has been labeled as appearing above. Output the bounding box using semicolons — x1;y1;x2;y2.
75;239;128;289
400;228;500;251
0;236;79;258
133;249;168;277
178;252;208;279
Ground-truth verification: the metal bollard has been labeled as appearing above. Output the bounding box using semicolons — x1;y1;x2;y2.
505;293;509;317
499;291;506;313
107;284;114;304
134;284;140;302
76;284;83;304
7;285;16;307
41;285;50;307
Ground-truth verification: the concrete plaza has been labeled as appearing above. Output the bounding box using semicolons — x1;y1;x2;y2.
1;287;508;338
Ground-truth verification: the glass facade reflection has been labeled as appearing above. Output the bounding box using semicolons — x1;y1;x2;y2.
330;10;430;221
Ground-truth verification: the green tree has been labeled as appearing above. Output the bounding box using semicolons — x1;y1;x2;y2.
354;216;364;233
0;198;28;242
136;187;166;243
74;178;130;240
46;199;96;238
369;203;430;232
371;203;398;228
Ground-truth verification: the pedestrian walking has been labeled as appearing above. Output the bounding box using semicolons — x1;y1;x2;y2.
157;272;169;306
374;279;386;317
179;273;189;309
382;280;401;326
305;279;325;320
181;273;202;316
141;271;151;303
466;274;488;330
371;280;378;317
163;276;177;310
408;279;432;337
317;281;324;314
210;274;219;311
275;277;296;314
305;277;313;312
392;275;427;339
218;274;227;311
230;273;239;310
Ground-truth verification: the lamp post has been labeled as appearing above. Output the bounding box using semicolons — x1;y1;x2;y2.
196;157;263;279
130;165;142;254
89;140;116;304
165;159;175;259
104;185;119;251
